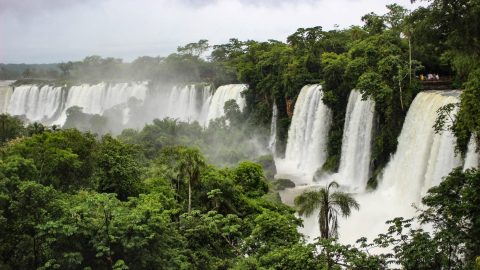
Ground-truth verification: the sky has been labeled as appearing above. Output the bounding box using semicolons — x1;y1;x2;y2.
0;0;427;64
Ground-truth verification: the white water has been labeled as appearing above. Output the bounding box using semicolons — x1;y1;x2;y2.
338;91;462;246
5;82;148;126
148;83;245;126
464;136;479;170
334;90;375;191
206;84;247;124
165;84;212;124
8;85;66;122
276;85;332;184
56;82;148;124
4;82;247;131
0;85;13;113
268;103;278;153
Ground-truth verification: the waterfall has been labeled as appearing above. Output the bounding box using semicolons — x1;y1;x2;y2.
464;136;479;170
165;84;212;124
338;90;462;245
3;82;241;129
278;85;332;184
8;85;66;123
0;84;13;113
335;90;375;191
206;84;247;124
55;82;148;124
379;91;461;198
268;103;278;153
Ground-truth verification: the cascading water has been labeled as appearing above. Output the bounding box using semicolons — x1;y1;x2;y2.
56;82;148;124
464;136;479;170
8;85;66;123
5;82;148;125
334;90;375;191
276;85;332;184
3;82;246;131
268;103;278;153
337;90;462;246
0;83;13;113
206;84;247;124
165;84;212;124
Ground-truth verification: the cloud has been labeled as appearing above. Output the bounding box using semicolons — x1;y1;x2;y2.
0;0;96;15
0;0;425;63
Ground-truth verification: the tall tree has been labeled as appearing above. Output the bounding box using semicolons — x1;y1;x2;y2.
294;181;359;239
177;147;206;213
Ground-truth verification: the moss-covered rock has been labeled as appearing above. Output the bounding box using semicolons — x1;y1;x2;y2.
255;154;277;180
272;178;296;191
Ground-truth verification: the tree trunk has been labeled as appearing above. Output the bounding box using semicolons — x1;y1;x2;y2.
188;180;192;213
409;37;412;84
399;76;404;111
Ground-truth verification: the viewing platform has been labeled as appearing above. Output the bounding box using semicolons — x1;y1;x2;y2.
419;76;453;90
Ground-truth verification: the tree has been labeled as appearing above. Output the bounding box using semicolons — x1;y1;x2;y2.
96;135;142;201
361;12;386;34
177;39;210;58
384;4;408;30
419;168;480;268
58;61;73;78
177;147;206;213
6;129;98;191
233;161;268;198
452;69;480;152
0;114;25;144
295;181;359;239
0;180;61;269
25;122;45;136
223;99;242;125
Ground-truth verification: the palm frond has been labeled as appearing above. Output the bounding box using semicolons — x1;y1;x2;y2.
331;191;360;217
327;181;340;191
294;190;323;217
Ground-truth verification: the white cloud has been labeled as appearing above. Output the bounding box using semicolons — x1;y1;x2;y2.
0;0;426;63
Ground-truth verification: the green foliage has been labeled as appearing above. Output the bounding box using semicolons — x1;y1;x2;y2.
224;99;243;125
0;64;60;80
233;161;268;198
295;181;359;239
365;168;480;269
420;168;480;268
2;1;480;268
245;210;302;256
0;123;312;269
0;114;25;144
119;117;267;167
258;244;319;270
452;69;480;153
314;238;387;269
63;106;109;135
5;129;97;191
96;135;142;200
177;40;210;58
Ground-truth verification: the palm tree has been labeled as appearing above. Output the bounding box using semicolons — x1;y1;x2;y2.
177;147;206;213
294;181;359;239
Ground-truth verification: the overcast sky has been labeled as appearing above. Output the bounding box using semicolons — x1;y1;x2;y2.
0;0;426;64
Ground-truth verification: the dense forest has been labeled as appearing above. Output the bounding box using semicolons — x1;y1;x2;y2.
1;0;480;269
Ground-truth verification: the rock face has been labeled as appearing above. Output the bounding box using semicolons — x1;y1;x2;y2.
286;98;294;118
272;178;296;191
